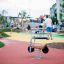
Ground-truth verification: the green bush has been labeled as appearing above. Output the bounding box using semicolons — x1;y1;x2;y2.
0;28;11;32
0;42;5;48
0;29;10;38
1;32;10;37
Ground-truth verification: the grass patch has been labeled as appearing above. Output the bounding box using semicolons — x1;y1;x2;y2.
0;41;5;48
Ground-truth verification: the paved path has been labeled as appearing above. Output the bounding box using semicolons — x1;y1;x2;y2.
0;38;64;64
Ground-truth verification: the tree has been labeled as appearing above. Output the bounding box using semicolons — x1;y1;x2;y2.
51;16;58;25
0;10;8;28
0;14;4;24
18;10;29;31
60;0;64;21
61;2;64;8
18;10;27;19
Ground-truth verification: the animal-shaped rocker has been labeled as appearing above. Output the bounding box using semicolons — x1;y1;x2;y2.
28;36;49;59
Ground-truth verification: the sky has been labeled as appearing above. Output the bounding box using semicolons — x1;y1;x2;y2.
0;0;56;18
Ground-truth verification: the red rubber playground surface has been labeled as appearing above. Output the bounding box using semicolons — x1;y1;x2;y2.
0;38;64;64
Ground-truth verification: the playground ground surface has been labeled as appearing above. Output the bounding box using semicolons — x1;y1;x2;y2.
0;32;64;64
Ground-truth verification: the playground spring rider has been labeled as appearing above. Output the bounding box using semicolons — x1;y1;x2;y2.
27;28;50;59
28;37;49;53
28;36;49;59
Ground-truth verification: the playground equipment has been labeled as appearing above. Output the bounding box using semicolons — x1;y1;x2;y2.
28;28;49;59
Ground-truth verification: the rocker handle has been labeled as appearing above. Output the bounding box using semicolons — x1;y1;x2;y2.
33;37;49;40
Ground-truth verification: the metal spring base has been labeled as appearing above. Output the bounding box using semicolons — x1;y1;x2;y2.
35;49;42;59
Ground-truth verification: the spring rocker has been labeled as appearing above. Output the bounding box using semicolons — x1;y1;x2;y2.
28;28;50;59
